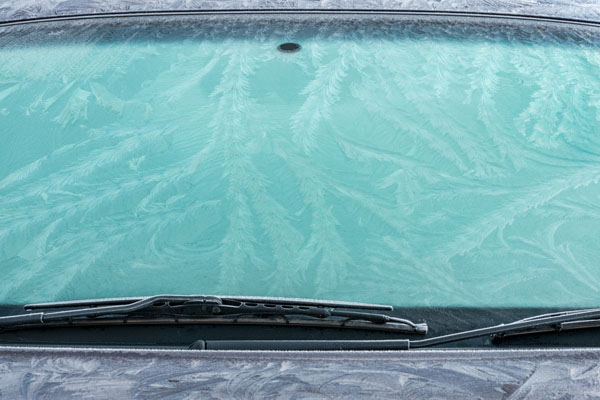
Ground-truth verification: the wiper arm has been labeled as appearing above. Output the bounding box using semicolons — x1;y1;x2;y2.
0;294;428;334
192;307;600;350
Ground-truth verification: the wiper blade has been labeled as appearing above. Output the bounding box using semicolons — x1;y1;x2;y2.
406;307;600;348
23;295;394;311
192;307;600;350
0;294;428;334
491;308;600;341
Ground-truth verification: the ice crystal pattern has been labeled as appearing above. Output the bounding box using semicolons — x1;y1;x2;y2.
1;16;600;306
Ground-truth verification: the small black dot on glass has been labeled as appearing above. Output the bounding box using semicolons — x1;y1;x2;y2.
278;42;301;53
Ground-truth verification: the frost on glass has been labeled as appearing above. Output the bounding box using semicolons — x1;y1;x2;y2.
1;15;600;306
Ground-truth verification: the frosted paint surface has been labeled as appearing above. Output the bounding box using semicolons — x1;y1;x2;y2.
2;347;600;399
1;0;599;24
1;15;600;306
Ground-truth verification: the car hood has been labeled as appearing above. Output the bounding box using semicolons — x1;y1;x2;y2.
1;346;599;398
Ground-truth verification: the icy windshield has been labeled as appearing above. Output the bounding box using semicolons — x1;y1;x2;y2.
1;14;599;307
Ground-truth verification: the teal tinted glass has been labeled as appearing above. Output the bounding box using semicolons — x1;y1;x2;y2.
1;15;599;306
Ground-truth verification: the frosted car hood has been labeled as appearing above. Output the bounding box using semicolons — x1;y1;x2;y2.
0;346;599;398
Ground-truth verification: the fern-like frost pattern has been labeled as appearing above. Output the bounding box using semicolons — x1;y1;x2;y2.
1;16;600;307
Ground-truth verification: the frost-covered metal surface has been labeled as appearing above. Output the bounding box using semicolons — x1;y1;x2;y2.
0;0;599;24
0;346;599;398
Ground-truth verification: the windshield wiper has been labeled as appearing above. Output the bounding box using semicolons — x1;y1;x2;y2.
191;307;600;350
0;294;428;334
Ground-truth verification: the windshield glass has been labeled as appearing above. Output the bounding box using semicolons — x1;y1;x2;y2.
1;14;599;308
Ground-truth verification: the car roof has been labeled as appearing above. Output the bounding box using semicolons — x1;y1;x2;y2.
0;0;598;25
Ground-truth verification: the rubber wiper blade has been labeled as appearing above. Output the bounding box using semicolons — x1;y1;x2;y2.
23;295;393;311
0;294;428;334
406;307;600;349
